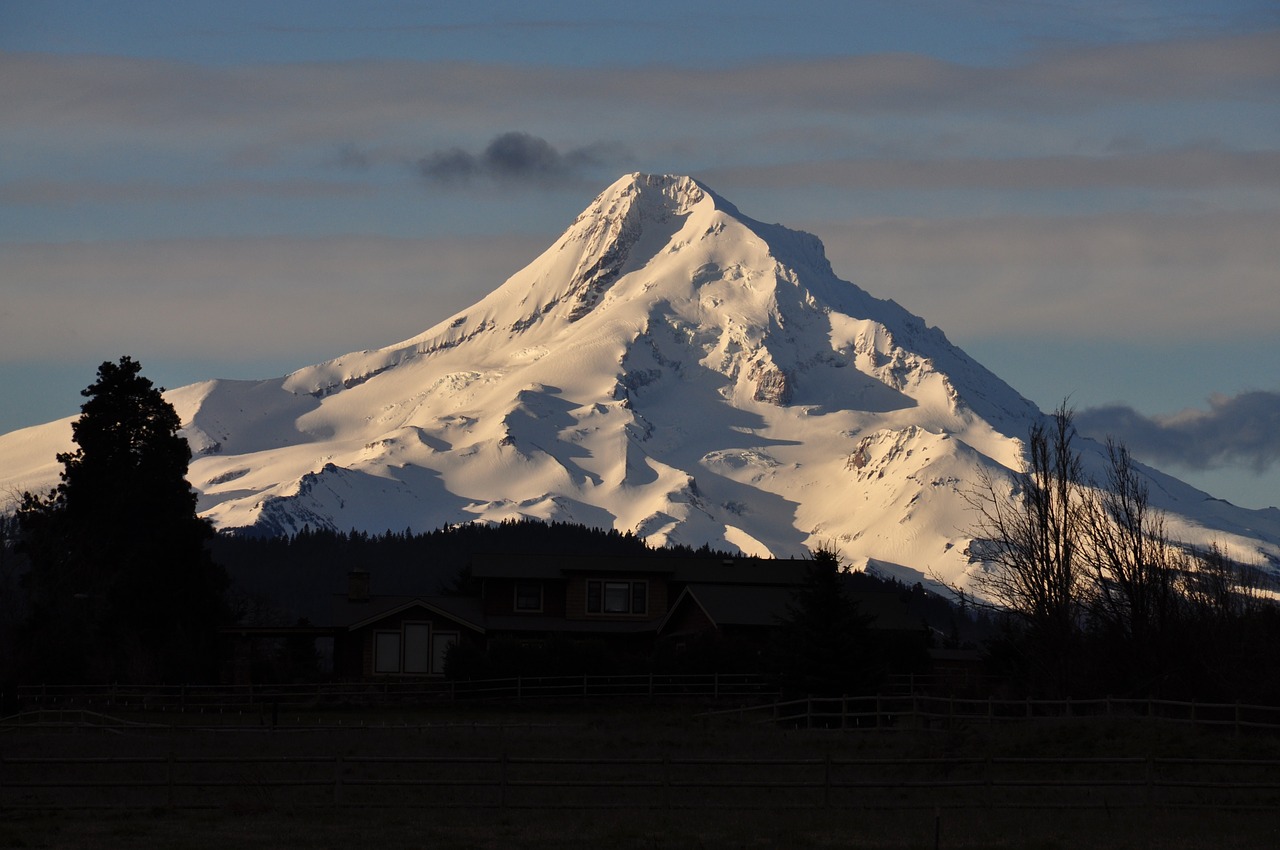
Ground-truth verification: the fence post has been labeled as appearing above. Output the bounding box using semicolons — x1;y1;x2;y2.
841;696;848;730
1235;702;1241;738
334;755;343;807
663;757;671;809
714;672;720;700
987;696;994;725
500;752;508;810
806;697;813;730
167;751;175;808
823;753;831;808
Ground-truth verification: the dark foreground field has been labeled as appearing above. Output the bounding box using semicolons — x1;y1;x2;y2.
5;805;1278;850
2;704;1278;849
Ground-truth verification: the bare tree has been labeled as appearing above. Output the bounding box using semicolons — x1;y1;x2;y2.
1083;438;1179;645
965;403;1087;646
1181;541;1269;624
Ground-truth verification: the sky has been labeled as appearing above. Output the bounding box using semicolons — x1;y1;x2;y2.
1;0;1278;510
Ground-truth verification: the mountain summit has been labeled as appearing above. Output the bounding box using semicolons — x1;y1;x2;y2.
3;173;1277;588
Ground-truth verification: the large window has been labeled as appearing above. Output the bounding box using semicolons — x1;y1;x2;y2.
586;579;647;615
374;622;445;675
515;581;543;612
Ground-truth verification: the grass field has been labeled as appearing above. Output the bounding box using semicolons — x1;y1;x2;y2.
2;703;1279;849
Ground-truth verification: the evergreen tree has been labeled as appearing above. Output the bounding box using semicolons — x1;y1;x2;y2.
773;549;880;697
17;357;228;683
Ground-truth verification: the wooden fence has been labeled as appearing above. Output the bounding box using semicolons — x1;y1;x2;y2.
5;672;776;713
2;752;1277;811
700;693;1280;734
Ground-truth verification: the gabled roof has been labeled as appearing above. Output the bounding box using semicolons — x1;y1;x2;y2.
658;584;926;635
658;584;795;634
331;595;487;633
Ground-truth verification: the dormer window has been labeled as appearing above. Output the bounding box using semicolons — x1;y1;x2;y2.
587;579;647;615
515;580;543;612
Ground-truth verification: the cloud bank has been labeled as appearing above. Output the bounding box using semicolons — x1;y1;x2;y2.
1078;391;1280;472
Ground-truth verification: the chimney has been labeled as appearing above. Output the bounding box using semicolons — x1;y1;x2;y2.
347;569;370;602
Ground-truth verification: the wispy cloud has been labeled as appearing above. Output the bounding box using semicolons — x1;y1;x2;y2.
806;210;1280;340
0;179;371;205
0;234;547;361
3;28;1275;142
1078;391;1280;472
416;132;628;187
702;148;1280;191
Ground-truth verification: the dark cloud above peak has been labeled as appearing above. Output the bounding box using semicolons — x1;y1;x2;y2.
1077;390;1280;473
417;132;627;187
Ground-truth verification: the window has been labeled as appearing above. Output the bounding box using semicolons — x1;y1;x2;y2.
604;581;630;613
586;579;647;615
403;622;432;674
515;581;543;612
373;622;445;675
374;631;401;674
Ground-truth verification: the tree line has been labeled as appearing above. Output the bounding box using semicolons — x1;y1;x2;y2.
3;358;1273;701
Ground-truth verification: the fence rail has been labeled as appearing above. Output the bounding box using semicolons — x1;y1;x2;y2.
2;753;1277;811
6;672;775;712
699;693;1280;734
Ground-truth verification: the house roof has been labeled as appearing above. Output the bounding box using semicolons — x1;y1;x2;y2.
659;584;794;634
848;590;924;632
469;553;810;585
658;584;925;635
330;595;487;633
469;553;677;579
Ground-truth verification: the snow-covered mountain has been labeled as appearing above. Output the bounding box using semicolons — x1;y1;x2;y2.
3;173;1278;589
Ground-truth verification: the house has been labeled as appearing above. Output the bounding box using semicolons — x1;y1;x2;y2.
467;553;809;640
330;570;487;677
230;554;929;681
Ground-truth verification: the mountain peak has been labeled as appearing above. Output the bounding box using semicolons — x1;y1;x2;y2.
3;173;1277;590
589;172;711;217
563;173;714;251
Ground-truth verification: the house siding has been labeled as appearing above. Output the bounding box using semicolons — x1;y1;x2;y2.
483;578;567;617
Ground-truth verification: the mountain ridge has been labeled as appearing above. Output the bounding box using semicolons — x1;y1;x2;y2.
2;172;1277;590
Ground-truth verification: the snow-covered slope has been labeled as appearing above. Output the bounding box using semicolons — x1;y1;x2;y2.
3;173;1278;589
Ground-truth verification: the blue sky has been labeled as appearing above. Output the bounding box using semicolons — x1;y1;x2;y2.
2;0;1278;509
